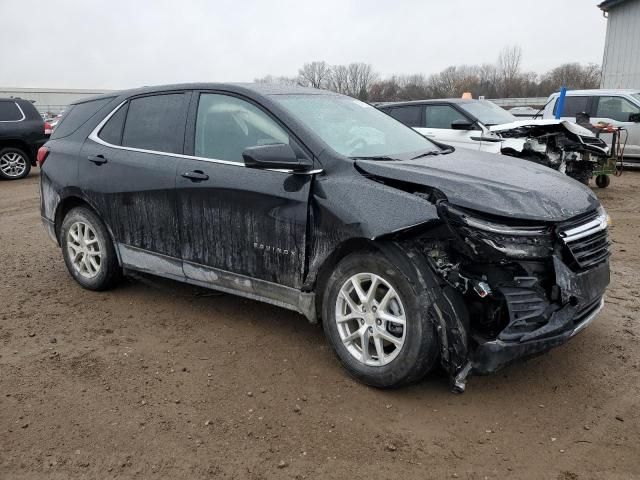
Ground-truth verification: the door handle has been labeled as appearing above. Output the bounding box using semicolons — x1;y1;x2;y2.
181;170;209;181
87;154;107;165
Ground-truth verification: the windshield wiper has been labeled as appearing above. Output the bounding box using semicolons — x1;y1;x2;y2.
350;155;397;161
411;148;452;160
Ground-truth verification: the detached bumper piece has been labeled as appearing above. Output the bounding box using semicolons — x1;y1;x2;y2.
470;256;609;375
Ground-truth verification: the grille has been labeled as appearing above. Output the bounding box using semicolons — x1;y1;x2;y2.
565;229;610;269
559;210;610;270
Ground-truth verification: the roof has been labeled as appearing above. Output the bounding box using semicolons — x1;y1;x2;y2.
70;82;331;105
547;88;640;97
598;0;632;11
377;98;489;108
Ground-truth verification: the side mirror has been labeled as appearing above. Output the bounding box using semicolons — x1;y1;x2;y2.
629;113;640;123
243;143;309;171
451;119;475;130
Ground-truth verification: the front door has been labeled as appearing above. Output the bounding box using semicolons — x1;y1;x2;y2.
590;95;640;158
176;92;312;289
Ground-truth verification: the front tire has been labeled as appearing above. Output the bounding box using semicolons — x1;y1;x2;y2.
0;147;31;180
60;207;121;290
595;174;610;188
322;252;439;388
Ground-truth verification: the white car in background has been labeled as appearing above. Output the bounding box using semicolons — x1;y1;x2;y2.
542;89;640;164
379;99;609;184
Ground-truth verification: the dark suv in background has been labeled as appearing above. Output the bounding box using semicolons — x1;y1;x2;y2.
0;98;48;179
39;84;610;392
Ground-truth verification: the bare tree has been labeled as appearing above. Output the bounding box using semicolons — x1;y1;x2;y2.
298;61;331;89
345;63;378;100
258;46;602;101
497;45;523;97
540;63;601;90
328;65;350;95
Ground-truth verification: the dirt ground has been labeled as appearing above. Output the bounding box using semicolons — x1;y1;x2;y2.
0;170;638;480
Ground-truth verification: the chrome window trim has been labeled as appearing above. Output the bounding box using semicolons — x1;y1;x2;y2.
88;100;323;175
0;102;26;123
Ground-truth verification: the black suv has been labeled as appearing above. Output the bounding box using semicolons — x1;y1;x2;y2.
39;84;610;391
0;98;48;179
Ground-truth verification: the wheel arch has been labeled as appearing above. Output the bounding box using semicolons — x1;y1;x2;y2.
0;139;33;161
54;195;122;265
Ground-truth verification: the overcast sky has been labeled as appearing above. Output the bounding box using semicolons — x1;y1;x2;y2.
0;0;607;90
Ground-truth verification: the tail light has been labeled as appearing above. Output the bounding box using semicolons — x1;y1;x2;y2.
37;146;50;167
44;122;53;135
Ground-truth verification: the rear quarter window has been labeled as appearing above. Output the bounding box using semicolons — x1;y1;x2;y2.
51;97;114;139
0;101;24;121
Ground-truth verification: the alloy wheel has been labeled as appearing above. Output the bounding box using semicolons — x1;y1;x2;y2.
335;272;407;366
0;152;27;178
66;221;102;278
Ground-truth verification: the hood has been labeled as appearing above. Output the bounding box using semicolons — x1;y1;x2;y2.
355;149;600;223
489;119;595;137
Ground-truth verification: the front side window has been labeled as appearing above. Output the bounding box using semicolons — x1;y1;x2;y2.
387;106;422;127
0;101;23;122
195;93;289;162
554;96;589;118
425;105;468;129
275;94;439;158
121;94;187;153
595;96;640;122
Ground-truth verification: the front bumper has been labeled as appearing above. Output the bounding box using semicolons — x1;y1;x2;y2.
469;256;609;375
471;297;603;374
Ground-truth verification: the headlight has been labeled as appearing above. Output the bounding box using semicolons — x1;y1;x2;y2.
446;206;553;259
599;206;612;228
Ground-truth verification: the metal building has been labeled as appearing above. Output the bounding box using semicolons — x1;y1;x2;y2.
0;87;111;116
599;0;640;89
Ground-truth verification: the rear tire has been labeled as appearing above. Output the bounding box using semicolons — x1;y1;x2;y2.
60;206;121;290
322;252;439;388
0;147;31;180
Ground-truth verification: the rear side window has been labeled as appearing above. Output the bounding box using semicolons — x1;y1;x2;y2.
425;105;468;129
553;96;589;118
98;103;128;145
0;101;23;121
52;97;113;139
386;106;422;127
121;94;188;153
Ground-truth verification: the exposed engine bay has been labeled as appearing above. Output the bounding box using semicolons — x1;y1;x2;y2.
491;120;610;185
384;199;611;392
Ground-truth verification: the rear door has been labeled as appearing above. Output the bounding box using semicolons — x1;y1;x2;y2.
80;92;190;276
419;104;483;151
590;95;640;158
176;91;312;289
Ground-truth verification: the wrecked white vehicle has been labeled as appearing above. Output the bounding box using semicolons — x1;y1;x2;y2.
379;99;609;184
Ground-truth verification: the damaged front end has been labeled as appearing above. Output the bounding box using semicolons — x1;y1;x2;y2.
493;121;609;184
405;202;611;392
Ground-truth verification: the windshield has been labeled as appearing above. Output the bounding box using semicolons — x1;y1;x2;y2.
458;100;516;126
274;94;440;158
632;93;640;105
